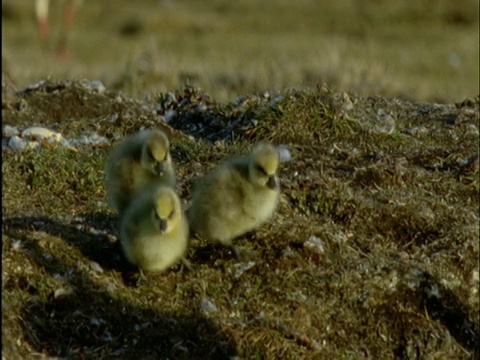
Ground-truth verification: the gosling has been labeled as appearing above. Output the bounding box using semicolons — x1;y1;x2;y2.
188;143;280;254
120;185;189;273
106;129;176;215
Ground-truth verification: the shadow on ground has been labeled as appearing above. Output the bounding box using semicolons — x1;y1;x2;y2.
2;227;237;359
3;213;125;272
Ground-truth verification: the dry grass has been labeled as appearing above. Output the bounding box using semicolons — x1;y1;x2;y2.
2;0;479;102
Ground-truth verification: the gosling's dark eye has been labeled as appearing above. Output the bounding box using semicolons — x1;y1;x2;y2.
168;209;175;219
147;149;155;161
255;164;267;175
158;218;168;232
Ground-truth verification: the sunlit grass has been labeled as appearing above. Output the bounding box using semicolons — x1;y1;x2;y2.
2;0;478;102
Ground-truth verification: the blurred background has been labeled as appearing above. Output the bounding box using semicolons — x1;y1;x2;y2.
2;0;478;103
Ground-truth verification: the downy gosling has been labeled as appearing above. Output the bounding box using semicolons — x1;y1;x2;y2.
188;143;280;254
120;185;189;273
106;129;176;215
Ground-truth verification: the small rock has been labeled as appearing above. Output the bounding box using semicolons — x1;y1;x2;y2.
289;290;308;302
8;135;40;151
8;136;28;151
164;109;177;123
11;239;22;251
32;231;48;239
90;317;106;326
54;286;74;299
3;125;19;137
281;246;295;258
134;322;150;331
341;92;354;111
20;80;45;93
52;273;66;281
233;261;256;278
270;95;284;106
196;103;207;112
465;124;479;137
406;126;429;137
472;269;479;283
88;80;106;94
59;138;79;152
459;155;479;174
22;126;62;142
105;234;118;243
200;298;218;315
303;236;325;254
89;261;103;273
88;132;109;145
371;109;396;134
107;114;119;123
71;133;109;147
277;145;292;163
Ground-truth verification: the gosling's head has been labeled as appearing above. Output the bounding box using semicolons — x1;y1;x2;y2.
248;143;280;189
151;186;181;233
141;130;171;176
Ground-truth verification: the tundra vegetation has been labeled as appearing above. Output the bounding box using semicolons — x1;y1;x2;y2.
2;0;479;358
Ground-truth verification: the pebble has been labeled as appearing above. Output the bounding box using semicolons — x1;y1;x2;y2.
303;236;325;254
22;126;62;142
11;239;22;251
277;145;292;163
341;92;354;111
19;80;45;93
8;136;40;151
196;103;208;112
2;125;19;137
88;80;106;94
233;261;256;278
7;136;27;151
90;317;106;326
370;109;396;134
2;125;111;152
406;126;429;137
200;298;218;315
465;124;479;137
270;95;285;106
89;261;104;273
53;286;74;299
164;109;177;123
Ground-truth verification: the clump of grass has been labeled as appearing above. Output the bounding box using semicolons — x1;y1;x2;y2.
253;88;363;144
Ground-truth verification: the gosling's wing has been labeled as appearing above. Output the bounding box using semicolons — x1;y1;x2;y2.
161;160;177;188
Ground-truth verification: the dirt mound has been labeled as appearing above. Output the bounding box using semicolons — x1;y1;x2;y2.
2;79;479;359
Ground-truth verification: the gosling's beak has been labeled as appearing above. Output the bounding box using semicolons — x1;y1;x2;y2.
266;175;278;189
158;219;168;232
154;162;165;176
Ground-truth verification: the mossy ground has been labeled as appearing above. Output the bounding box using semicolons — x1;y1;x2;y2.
2;80;479;359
